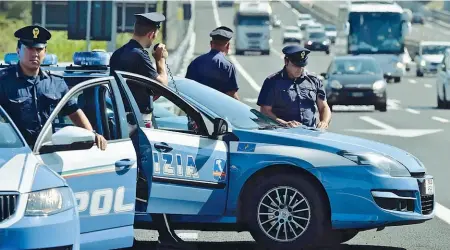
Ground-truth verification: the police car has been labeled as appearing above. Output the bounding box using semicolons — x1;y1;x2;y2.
1;51;435;250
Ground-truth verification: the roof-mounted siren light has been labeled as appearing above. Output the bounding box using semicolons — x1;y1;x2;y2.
73;50;110;66
4;53;19;65
41;54;58;66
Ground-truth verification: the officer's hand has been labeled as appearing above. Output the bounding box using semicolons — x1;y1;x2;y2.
153;43;168;61
317;121;329;130
94;133;107;151
285;120;301;128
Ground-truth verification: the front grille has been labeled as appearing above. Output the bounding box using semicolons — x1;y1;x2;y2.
421;195;434;215
343;84;374;89
246;33;262;38
0;194;19;222
417;178;435;215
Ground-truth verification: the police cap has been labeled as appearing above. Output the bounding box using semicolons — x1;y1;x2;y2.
134;12;166;28
282;45;310;67
210;26;233;41
14;25;51;49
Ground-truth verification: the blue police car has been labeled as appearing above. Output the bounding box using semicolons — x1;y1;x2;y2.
1;51;435;250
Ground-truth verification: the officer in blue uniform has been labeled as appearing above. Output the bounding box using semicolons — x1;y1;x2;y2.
0;25;107;149
111;13;196;250
185;26;239;100
110;12;168;126
257;45;331;129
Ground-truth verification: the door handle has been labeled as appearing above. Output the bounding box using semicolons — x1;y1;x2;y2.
115;158;136;169
154;142;173;152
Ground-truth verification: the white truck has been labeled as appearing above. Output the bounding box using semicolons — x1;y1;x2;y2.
335;0;411;83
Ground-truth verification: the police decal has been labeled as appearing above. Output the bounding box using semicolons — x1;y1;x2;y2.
213;159;226;181
153;152;199;178
75;186;134;216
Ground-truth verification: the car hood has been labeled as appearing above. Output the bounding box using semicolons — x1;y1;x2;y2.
329;74;383;85
284;33;302;38
325;31;337;36
0;147;37;191
422;54;444;63
235;127;425;173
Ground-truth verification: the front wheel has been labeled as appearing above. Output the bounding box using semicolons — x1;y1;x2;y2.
243;174;328;250
375;103;387;112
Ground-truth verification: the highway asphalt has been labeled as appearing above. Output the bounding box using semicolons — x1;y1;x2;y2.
131;1;450;249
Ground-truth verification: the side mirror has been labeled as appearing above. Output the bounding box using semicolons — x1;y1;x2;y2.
40;126;95;154
441;63;446;71
320;72;327;79
212;118;229;137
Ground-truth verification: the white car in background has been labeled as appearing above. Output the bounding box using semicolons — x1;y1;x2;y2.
415;41;450;77
297;13;315;30
282;25;303;44
305;22;325;36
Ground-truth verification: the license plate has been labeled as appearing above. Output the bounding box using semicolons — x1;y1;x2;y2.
351;92;364;97
424;178;434;195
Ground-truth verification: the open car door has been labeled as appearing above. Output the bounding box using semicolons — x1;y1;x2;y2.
112;71;231;216
32;76;144;249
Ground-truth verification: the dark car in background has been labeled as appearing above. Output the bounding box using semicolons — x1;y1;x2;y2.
412;12;425;24
304;31;330;54
217;0;234;7
321;56;387;111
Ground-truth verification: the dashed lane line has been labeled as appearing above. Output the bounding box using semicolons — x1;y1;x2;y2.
405;108;420;114
432;116;449;123
424;84;432;88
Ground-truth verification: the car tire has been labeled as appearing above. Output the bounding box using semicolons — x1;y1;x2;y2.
262;50;270;56
376;103;387;112
437;94;444;109
416;70;424;77
235;50;244;55
325;50;330;55
394;77;401;83
243;174;328;250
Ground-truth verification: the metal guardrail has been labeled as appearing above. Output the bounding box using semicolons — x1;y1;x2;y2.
431;9;450;24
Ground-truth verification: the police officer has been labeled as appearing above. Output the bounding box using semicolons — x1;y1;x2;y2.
0;25;107;150
110;13;194;250
110;12;168;126
257;45;331;129
185;26;239;100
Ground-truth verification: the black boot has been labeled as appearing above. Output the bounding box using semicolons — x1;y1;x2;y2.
154;214;198;250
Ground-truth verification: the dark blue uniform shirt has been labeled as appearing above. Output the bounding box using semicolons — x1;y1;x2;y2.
0;64;78;146
185;49;238;94
257;67;326;127
110;39;158;114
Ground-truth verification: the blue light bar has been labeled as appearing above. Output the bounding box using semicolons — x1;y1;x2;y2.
73;51;110;66
4;53;19;65
42;54;58;66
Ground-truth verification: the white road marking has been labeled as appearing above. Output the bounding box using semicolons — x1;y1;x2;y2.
387;99;401;110
280;0;302;17
176;233;198;240
436;203;450;226
432;116;449;123
212;0;261;92
424;84;432;88
359;116;395;130
271;48;284;59
409;79;417;84
405;108;420;114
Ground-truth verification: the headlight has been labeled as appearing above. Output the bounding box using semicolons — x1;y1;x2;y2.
330;80;343;89
372;80;386;90
323;40;330;45
25;187;74;216
338;151;411;177
307;41;312;45
396;62;404;68
420;60;426;66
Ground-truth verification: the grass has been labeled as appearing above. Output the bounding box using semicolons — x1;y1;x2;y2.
0;1;164;63
426;1;444;10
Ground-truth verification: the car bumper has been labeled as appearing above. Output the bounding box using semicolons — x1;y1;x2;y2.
283;37;301;43
0;207;79;250
418;65;440;74
316;166;434;230
327;88;386;105
305;43;329;51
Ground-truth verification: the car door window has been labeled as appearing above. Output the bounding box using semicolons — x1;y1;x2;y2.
153;96;198;133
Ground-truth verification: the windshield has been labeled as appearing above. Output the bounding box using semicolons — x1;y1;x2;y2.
298;16;311;21
286;28;299;33
172;79;282;130
422;45;450;55
329;58;382;75
237;14;270;26
309;32;326;39
0;107;25;148
325;26;336;31
348;12;403;54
